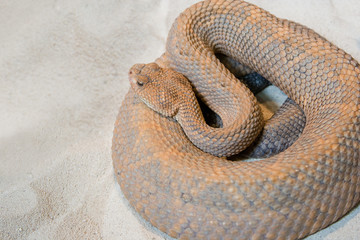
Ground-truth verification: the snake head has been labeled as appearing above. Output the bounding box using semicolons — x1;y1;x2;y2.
129;62;191;118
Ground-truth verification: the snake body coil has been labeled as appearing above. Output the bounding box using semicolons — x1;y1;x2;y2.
112;0;360;239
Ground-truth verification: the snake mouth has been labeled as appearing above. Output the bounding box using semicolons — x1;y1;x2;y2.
128;75;137;85
128;69;139;85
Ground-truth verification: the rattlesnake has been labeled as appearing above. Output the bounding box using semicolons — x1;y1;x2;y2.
112;0;360;239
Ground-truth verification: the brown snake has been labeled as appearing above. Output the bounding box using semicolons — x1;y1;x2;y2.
112;0;360;239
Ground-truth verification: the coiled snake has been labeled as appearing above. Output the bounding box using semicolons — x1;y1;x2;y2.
112;0;360;239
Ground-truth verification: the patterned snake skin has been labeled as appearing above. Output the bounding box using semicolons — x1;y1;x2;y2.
112;0;360;239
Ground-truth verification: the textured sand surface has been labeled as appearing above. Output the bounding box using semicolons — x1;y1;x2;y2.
1;0;359;239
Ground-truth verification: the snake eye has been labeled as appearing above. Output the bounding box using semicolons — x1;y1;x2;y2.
137;81;144;87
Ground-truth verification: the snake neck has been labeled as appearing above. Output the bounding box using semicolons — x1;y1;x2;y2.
174;85;263;158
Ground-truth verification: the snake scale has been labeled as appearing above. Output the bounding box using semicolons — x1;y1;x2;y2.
112;0;360;239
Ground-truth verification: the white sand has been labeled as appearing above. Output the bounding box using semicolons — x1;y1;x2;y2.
1;0;359;239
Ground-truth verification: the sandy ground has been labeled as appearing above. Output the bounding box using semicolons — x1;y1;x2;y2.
1;0;359;239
